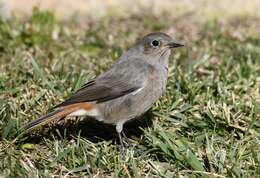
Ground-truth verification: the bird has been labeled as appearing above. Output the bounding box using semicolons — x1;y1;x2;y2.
22;32;183;148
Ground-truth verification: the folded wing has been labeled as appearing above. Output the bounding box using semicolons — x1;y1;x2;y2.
55;58;151;108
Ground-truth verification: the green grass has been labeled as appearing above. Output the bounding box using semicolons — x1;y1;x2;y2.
0;9;259;177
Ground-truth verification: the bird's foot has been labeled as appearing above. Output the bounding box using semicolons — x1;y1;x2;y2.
118;131;132;159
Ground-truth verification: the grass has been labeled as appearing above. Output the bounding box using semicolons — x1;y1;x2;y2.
0;9;259;177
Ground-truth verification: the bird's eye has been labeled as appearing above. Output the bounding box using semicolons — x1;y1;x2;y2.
151;40;160;47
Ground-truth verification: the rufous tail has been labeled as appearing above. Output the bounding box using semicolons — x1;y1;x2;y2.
22;107;77;131
22;103;95;131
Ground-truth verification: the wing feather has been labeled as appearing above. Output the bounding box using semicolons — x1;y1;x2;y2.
55;58;151;108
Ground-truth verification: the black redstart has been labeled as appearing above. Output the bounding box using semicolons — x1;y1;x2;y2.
23;32;183;147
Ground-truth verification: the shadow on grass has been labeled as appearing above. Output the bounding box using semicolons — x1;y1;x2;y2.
21;111;154;144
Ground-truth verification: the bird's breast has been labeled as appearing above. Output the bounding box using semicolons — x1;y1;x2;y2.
95;64;169;124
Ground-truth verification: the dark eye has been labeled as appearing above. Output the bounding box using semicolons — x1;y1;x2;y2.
151;40;160;47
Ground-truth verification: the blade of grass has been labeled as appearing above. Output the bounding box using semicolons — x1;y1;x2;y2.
27;53;60;95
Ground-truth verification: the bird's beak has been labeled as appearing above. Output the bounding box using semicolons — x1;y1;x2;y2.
166;42;184;48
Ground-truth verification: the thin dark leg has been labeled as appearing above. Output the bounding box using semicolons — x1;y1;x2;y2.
118;131;124;148
122;131;130;145
118;131;126;158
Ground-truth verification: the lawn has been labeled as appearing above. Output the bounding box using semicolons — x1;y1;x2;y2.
0;9;259;177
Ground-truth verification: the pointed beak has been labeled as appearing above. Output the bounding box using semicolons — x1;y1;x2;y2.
167;42;184;48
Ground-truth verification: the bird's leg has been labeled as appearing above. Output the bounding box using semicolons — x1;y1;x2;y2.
116;122;126;157
118;131;125;154
121;131;130;145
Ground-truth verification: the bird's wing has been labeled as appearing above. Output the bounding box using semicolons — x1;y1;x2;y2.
55;59;149;108
55;79;140;107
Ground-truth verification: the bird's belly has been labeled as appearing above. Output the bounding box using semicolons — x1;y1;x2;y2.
97;81;166;124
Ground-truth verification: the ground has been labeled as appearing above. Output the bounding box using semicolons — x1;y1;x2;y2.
0;8;259;178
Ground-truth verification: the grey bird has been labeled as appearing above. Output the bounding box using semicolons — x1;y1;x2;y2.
23;32;183;146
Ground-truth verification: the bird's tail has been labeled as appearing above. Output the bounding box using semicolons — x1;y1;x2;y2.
22;106;78;131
